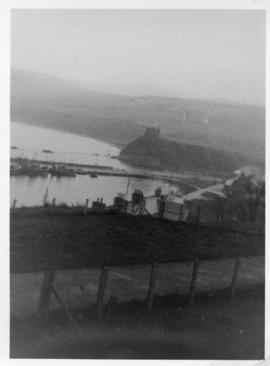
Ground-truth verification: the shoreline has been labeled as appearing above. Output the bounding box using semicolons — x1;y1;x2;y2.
11;121;232;179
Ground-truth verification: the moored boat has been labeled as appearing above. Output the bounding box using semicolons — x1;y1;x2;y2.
49;165;76;177
89;172;98;178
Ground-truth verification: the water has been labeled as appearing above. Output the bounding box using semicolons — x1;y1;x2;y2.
11;121;128;170
11;174;172;208
10;122;176;207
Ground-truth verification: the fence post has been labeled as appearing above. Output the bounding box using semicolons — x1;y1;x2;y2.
84;198;89;215
231;257;241;303
146;263;159;313
96;267;108;319
37;270;55;316
12;199;17;209
189;258;200;306
160;200;165;219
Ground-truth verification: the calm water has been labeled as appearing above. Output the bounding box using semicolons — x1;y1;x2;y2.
11;122;128;170
11;122;176;207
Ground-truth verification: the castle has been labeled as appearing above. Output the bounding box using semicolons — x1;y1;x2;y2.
144;126;160;141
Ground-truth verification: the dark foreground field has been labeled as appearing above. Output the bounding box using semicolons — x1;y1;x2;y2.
10;209;265;359
10;209;264;273
10;284;264;359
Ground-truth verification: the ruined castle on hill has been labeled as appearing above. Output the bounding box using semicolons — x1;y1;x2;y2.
119;124;249;173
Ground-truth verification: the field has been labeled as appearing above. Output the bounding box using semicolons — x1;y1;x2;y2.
10;209;265;359
10;209;264;273
10;284;264;359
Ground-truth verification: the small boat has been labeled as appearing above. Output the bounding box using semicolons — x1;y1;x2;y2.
89;172;98;178
49;165;76;177
43;149;53;154
11;163;48;177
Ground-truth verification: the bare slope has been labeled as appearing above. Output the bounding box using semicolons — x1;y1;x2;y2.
11;69;265;158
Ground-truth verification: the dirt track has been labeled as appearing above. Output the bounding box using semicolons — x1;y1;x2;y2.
10;284;264;359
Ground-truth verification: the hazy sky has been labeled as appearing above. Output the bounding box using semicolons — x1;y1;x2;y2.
11;10;265;106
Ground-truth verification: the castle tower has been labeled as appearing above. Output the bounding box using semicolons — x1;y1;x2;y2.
144;126;160;140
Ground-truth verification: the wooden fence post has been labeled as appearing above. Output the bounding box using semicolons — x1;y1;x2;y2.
12;199;17;209
37;270;55;316
96;267;108;319
146;263;159;313
189;258;200;306
84;198;89;214
160;200;165;219
231;257;241;303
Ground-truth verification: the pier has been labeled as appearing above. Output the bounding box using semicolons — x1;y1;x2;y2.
10;157;217;191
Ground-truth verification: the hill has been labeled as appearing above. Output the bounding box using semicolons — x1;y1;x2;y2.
11;69;143;147
11;69;265;159
119;128;249;173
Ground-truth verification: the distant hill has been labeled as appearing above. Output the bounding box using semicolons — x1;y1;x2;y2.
11;69;265;159
11;69;144;147
119;128;249;174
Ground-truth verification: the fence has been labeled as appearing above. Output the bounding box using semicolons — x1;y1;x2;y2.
161;200;183;221
27;255;252;335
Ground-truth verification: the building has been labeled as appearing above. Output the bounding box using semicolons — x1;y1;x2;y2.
144;126;160;141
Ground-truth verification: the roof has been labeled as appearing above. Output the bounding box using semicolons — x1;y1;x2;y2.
182;184;226;202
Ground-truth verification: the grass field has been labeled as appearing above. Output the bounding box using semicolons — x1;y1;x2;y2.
10;209;265;359
10;210;264;273
10;284;264;359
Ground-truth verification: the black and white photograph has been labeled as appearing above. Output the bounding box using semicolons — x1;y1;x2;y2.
4;2;268;361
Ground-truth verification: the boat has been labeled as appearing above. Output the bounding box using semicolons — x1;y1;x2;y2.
49;165;76;177
11;163;48;177
42;149;53;154
89;172;98;178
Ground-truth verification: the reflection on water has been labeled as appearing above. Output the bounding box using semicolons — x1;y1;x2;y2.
11;174;174;207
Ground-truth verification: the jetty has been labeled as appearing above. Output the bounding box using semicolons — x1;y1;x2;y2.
10;157;218;190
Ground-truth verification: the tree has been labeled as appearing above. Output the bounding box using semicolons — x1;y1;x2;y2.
223;173;262;222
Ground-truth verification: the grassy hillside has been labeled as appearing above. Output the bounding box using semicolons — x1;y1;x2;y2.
119;134;249;173
10;211;264;273
11;69;265;158
11;69;144;147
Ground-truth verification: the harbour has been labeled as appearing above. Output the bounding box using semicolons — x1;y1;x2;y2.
10;122;217;208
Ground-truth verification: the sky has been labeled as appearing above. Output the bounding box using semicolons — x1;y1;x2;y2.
11;9;265;106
